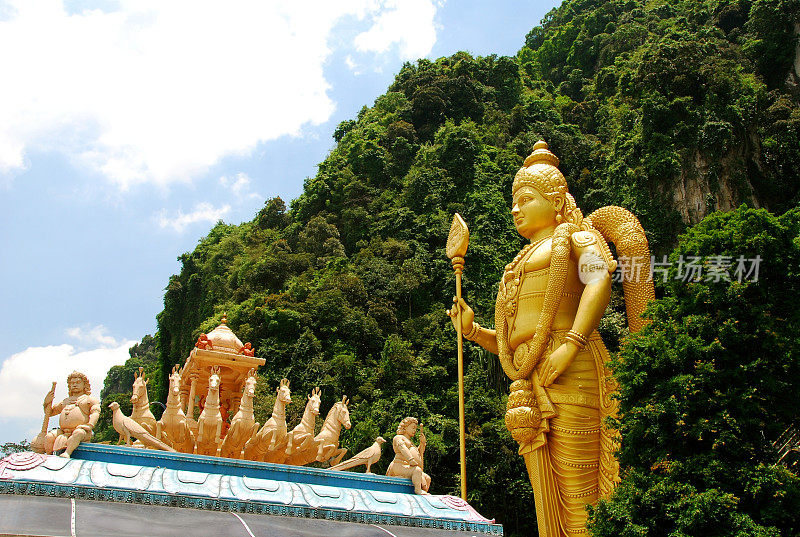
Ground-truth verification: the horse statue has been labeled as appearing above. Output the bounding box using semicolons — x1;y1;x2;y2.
243;378;292;462
195;366;223;456
156;365;195;453
277;387;321;464
130;367;157;436
219;369;260;459
285;395;351;467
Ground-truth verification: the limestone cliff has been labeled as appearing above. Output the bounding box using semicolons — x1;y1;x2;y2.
673;141;764;225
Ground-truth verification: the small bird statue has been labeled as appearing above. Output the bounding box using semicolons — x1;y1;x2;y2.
330;436;386;473
109;402;176;452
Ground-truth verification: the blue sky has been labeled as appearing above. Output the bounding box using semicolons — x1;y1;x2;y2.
0;0;560;444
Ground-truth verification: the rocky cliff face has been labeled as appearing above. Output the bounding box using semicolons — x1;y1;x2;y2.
672;19;800;226
674;145;763;224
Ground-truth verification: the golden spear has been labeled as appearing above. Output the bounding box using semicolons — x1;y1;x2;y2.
446;213;469;500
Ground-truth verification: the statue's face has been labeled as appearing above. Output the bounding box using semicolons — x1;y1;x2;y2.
407;422;418;437
512;186;557;239
68;376;85;396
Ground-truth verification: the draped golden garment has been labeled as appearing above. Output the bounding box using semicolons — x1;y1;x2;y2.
521;330;617;537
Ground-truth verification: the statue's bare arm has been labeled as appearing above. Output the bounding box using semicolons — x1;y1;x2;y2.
395;436;421;466
87;398;101;429
49;400;66;416
75;397;101;433
472;326;498;354
541;232;611;386
569;231;612;338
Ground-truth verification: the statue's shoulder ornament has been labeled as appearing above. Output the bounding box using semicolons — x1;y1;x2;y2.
570;230;597;249
571;229;616;275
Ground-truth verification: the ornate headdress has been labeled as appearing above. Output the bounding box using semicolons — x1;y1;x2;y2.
512;140;568;198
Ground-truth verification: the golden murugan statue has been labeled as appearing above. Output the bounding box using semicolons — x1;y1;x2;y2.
448;141;654;536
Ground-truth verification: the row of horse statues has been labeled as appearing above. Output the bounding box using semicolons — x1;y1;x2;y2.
124;365;351;466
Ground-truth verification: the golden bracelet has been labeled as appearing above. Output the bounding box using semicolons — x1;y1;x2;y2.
565;330;588;349
464;322;481;341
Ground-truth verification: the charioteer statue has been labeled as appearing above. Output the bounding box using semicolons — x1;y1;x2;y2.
38;371;101;458
448;141;654;537
386;417;430;495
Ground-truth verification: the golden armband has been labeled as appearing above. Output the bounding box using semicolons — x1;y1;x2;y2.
565;330;588;350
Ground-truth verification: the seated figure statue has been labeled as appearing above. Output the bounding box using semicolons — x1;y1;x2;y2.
43;371;101;458
386;417;430;495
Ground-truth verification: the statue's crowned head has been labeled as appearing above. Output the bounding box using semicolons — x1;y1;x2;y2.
512;140;585;229
67;370;91;395
513;140;568;201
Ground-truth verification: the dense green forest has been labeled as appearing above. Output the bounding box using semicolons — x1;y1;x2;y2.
94;0;799;535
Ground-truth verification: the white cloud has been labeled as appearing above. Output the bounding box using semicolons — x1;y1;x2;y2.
157;202;231;233
344;55;359;74
0;0;441;189
65;324;119;348
354;0;440;59
0;341;134;419
220;172;260;200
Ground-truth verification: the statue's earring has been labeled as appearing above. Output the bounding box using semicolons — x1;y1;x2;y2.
553;195;565;223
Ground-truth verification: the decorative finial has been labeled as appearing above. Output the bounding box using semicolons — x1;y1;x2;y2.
446;213;469;260
523;140;560;168
221;313;228;325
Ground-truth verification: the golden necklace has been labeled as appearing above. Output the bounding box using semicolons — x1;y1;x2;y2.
501;235;551;317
